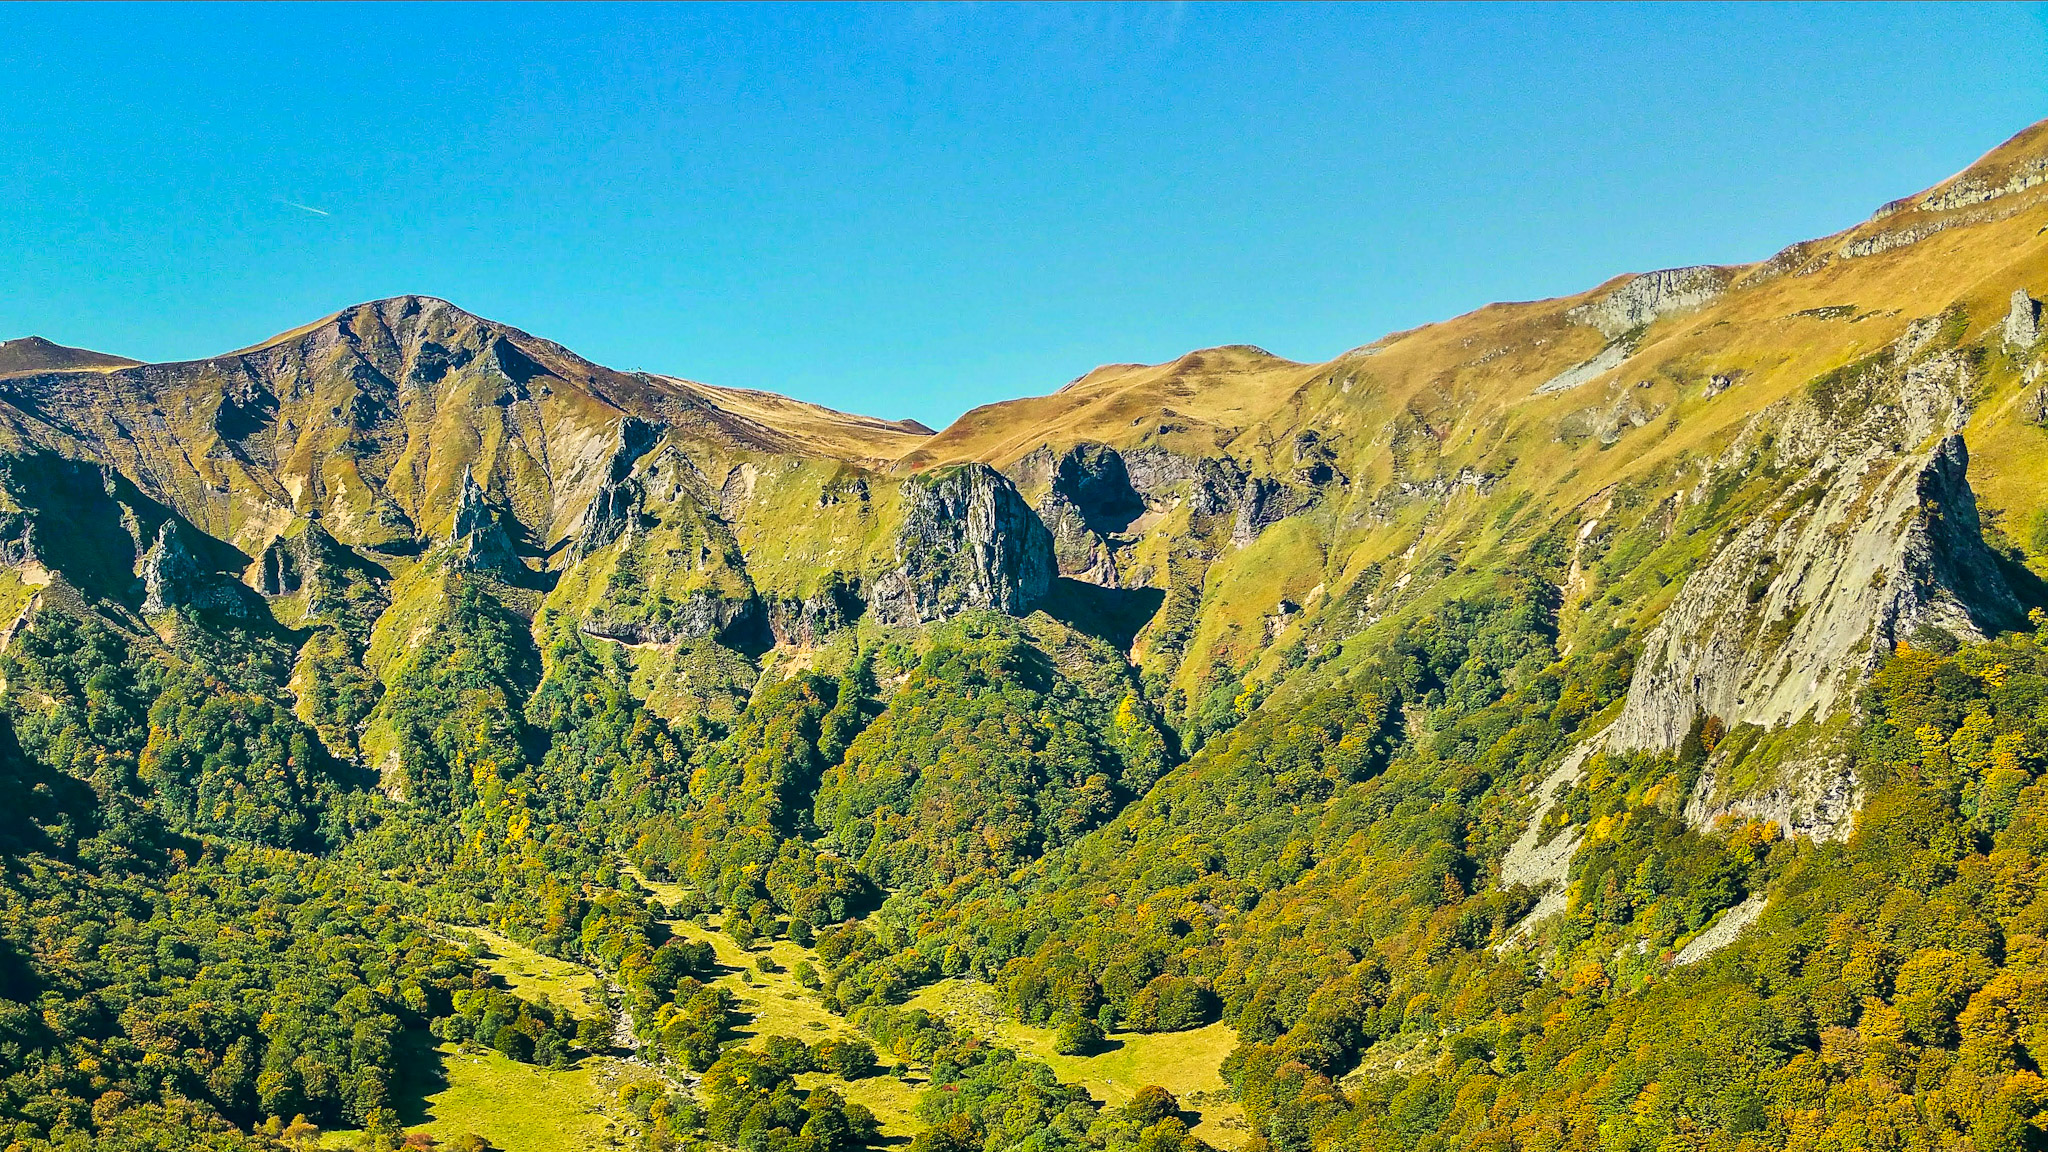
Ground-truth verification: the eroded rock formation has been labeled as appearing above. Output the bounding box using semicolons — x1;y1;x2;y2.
866;464;1054;626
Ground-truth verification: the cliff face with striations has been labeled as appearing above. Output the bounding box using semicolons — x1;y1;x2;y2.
864;464;1054;627
1610;320;2027;760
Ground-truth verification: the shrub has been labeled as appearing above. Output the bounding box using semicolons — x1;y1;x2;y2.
1053;1016;1104;1055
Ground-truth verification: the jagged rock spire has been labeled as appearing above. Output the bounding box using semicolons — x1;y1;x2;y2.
445;466;522;576
565;418;661;567
140;521;247;617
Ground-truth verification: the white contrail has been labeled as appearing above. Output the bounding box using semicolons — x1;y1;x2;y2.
281;199;331;217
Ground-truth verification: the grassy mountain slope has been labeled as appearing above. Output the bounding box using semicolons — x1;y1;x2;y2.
0;336;140;377
886;120;2048;728
1;119;2048;1152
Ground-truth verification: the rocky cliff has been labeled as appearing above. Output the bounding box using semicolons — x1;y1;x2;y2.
864;464;1054;627
1611;322;2026;758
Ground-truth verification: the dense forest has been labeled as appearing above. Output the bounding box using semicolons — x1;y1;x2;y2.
8;546;2048;1151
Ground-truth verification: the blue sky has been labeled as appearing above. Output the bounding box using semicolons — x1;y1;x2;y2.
2;4;2043;428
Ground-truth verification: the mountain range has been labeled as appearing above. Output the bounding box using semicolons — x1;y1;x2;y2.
3;120;2048;1152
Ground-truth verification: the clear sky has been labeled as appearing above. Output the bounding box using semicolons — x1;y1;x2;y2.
2;4;2043;428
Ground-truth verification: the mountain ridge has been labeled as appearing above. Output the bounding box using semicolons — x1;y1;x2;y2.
3;116;2048;1152
0;334;140;378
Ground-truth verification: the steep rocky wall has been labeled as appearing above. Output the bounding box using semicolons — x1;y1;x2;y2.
865;464;1054;626
1606;321;2029;834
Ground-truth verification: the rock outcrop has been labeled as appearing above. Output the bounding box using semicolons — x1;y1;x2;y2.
1495;318;2037;929
1916;154;2048;213
1536;338;1635;396
2007;289;2041;351
445;468;524;576
580;591;766;649
1613;437;2020;756
1607;321;2027;835
140;522;250;617
252;520;386;618
1120;447;1245;515
1232;476;1317;546
765;576;865;647
866;464;1054;626
1566;266;1731;339
1030;444;1145;587
565;418;662;567
567;444;769;651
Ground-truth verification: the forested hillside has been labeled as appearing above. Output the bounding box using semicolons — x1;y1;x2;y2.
4;120;2048;1152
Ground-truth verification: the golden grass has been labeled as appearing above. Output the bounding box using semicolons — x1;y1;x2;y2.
898;345;1313;473
660;376;934;467
321;1033;662;1152
905;979;1247;1148
440;924;609;1020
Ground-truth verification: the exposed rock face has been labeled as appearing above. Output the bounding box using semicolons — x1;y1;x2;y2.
1607;320;2027;837
866;464;1054;626
1289;430;1345;488
1917;155;2048;213
140;522;249;617
1613;433;2020;756
1388;468;1496;502
1038;497;1121;587
1536;338;1635;396
580;592;766;649
1232;476;1321;547
570;470;642;566
2007;289;2041;351
1050;444;1145;532
252;520;384;615
765;576;865;647
1566;266;1731;339
567;442;769;650
256;524;330;597
1121;447;1246;516
0;515;34;570
566;417;662;566
1018;439;1334;560
445;468;523;576
1030;444;1145;587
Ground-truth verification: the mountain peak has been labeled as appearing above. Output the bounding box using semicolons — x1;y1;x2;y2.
0;335;141;378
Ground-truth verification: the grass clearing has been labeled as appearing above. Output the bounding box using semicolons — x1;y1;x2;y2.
625;866;1246;1145
440;923;609;1019
321;1031;661;1151
906;979;1246;1148
625;865;921;1138
797;1068;927;1140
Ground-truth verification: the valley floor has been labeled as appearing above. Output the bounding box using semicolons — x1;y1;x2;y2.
318;1033;661;1151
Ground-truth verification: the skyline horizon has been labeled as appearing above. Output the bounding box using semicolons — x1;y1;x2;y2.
5;4;2043;427
10;107;2043;434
